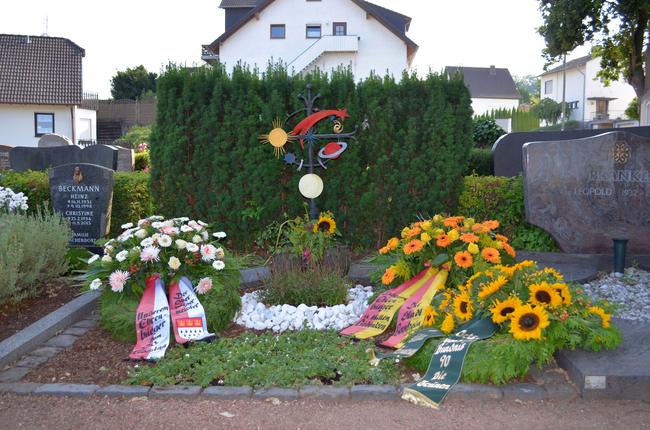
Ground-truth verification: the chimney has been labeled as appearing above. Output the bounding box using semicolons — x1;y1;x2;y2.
26;35;31;44
489;65;496;75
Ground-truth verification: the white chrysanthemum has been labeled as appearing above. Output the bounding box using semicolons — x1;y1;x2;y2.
140;237;154;247
116;250;129;262
195;277;213;294
149;215;164;221
200;244;217;262
151;233;161;242
188;220;202;231
201;231;209;241
101;255;112;263
88;254;100;264
160;225;178;236
175;239;187;250
186;243;199;253
198;220;208;227
134;229;148;239
215;247;225;260
151;221;163;229
168;256;181;271
108;270;130;292
137;219;149;227
121;222;133;229
140;246;161;262
89;278;102;290
180;225;194;233
213;231;227;239
192;234;203;244
117;233;132;243
159;235;173;247
212;260;225;271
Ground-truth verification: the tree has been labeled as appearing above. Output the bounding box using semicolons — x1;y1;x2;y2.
537;0;649;124
532;98;564;125
472;118;505;148
625;97;640;120
514;75;541;104
110;65;157;100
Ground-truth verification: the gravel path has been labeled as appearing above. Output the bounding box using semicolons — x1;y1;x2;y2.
1;395;649;429
581;268;650;321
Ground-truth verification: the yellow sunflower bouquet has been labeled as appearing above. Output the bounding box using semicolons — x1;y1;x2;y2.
282;210;339;264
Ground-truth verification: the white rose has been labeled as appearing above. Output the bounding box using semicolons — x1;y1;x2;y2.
192;234;203;244
141;237;154;247
180;225;193;233
186;243;199;253
215;247;225;260
175;239;187;250
89;278;102;290
212;260;225;271
159;235;172;247
135;229;148;239
121;222;133;229
213;231;227;239
101;255;113;263
88;254;100;264
168;256;181;271
116;250;129;262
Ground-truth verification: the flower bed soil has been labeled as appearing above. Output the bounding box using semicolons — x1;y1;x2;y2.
0;279;80;342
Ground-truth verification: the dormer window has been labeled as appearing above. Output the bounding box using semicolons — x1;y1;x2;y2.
306;25;321;38
270;24;285;39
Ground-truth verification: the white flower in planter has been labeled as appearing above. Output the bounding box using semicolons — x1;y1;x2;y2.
89;278;102;290
159;235;173;247
212;260;225;271
168;256;181;271
115;250;129;262
88;254;100;264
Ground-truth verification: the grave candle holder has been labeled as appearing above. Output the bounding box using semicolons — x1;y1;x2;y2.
612;238;628;274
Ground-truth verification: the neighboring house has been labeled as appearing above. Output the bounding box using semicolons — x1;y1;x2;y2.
0;34;97;147
539;54;637;129
202;0;418;79
445;66;521;117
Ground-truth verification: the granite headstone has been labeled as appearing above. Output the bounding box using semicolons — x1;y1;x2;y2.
10;145;118;171
523;131;650;254
112;145;134;172
0;145;13;170
49;163;114;248
493;126;650;177
38;133;73;148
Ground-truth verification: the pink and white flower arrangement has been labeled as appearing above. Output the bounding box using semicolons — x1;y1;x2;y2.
83;215;234;297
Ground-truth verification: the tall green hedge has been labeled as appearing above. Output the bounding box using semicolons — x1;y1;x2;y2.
150;65;473;249
0;170;153;237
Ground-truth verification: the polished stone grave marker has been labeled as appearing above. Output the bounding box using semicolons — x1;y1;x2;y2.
38;133;73;148
49;163;114;248
0;145;12;170
10;144;118;171
523;131;650;254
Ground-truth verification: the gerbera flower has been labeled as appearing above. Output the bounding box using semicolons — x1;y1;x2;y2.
478;276;508;299
387;237;399;249
313;215;336;235
403;239;424;255
483;220;500;230
379;245;391;254
436;234;451;247
108;270;130;292
441;313;455;334
510;304;550;340
200;244;217;262
454;251;473;269
503;243;516;257
481;247;501;264
495;234;509;243
212;260;225;271
195;277;213;294
471;223;488;233
460;233;479;243
423;306;437;327
140;246;161;263
588;306;611;328
453;291;473;321
381;267;397;285
490;297;523;324
443;216;464;228
552;283;572;306
529;282;563;307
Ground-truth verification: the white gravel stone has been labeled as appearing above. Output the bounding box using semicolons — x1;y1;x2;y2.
581;268;650;321
234;285;374;333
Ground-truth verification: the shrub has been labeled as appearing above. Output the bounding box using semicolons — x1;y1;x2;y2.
122;125;152;148
457;175;558;251
0;210;72;304
465;148;493;176
472;118;505;148
261;267;349;307
134;151;150;171
0;170;153;238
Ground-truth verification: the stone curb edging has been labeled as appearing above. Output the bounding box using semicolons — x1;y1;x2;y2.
0;381;578;402
0;292;100;368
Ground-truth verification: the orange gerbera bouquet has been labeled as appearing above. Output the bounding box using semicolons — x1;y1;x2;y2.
376;215;517;290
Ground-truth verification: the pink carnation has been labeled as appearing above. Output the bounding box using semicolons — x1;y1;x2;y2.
109;270;130;292
195;277;213;294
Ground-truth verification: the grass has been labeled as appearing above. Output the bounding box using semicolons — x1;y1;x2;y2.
125;330;401;388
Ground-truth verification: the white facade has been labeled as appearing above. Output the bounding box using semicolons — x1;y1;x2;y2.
217;0;412;79
539;56;637;126
0;104;96;147
471;97;519;116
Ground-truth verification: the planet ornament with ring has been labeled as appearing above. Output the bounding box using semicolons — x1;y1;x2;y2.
318;142;348;160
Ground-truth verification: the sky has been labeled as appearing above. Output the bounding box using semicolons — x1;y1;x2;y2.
1;0;591;98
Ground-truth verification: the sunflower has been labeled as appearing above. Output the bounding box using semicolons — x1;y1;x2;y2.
313;215;336;234
481;247;501;264
423;306;438;327
436;234;451;247
503;243;516;257
529;282;563;307
497;265;516;277
552;283;572;306
460;233;479;243
438;290;452;311
490;296;523;324
403;239;424;255
542;267;564;281
510;304;550;340
588;306;611;328
441;313;455;334
454;251;473;269
478;276;508;299
381;267;397;285
453;291;473;321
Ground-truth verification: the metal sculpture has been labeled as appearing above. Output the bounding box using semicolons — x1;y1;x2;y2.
259;84;357;220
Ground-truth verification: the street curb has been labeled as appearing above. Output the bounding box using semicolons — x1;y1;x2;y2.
0;291;99;368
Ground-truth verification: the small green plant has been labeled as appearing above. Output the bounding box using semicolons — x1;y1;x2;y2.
134;151;150;171
122;125;152;148
0;209;72;304
280;210;339;264
261;267;349;307
125;330;400;388
472;118;505;148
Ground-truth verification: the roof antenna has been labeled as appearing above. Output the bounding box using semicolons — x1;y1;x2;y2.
41;16;49;36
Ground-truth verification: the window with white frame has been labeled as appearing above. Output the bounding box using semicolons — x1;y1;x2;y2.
544;80;553;94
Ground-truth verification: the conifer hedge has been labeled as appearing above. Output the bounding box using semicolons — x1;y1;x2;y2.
150;65;473;248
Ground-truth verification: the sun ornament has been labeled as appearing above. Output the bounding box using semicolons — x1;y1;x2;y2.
259;118;296;158
510;304;550;341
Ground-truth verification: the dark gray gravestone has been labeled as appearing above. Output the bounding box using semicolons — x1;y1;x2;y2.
49;163;114;248
493;126;650;177
10;145;118;171
523;131;650;254
0;145;13;170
